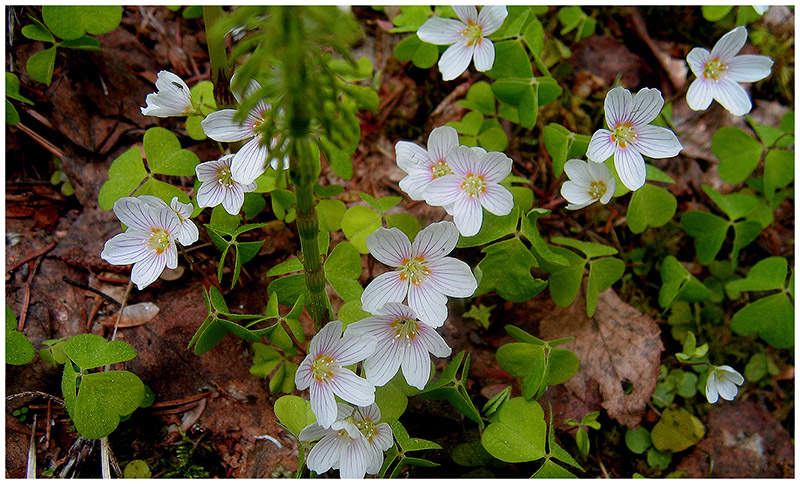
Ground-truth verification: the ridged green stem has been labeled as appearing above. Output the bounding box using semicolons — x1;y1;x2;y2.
203;6;234;108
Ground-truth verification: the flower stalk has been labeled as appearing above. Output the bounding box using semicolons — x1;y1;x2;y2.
202;6;234;108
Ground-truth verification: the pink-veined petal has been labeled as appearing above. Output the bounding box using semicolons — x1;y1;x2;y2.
395;140;430;172
480;183;514;216
631;125;682;159
195;156;230;181
561;181;596;207
170;197;192;219
130;252;167;290
299;423;332;442
399;169;435;201
452;194;483;237
372;422;394;451
426;257;477;300
101;232;149;266
686;78;715;111
221;184;246;216
231;137;269;185
586;129;616;163
713;77;753;116
614;147;646;191
334;333;377;366
310;381;339;428
427;125;459;164
201;109;254;142
477;151;513;183
310;320;344;358
400;336;431;390
472;38;495;72
375;302;416;320
446;145;480;176
329;368;375;407
411;220;458;261
629;88;664;127
600;177;616;204
362;338;402;387
339;436;369;479
424;175;463;207
417;323;452;358
603;86;632;128
477;5;508;35
710;26;747;62
438;41;474;81
453;5;477;24
306;433;343;474
295;357;314;390
705;372;720;403
164;244;178;269
361;271;408;313
357;403;382;423
564;159;593;185
367;227;412;266
726;54;773;83
112;197;156;232
196;179;225;209
346;315;396;340
417;17;465;45
407;283;449;327
686;47;712;77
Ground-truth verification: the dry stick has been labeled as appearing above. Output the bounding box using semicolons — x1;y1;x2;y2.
6;391;65;406
62;276;122;307
13;123;64;159
27;414;37;478
6;240;57;274
18;252;47;331
110;280;134;343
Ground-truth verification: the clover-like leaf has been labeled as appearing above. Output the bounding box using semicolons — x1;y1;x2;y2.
72;371;145;439
63;333;137;370
324;241;363;302
6;304;34;365
274;395;316;436
650;407;705;453
42;6;122;41
143;127;200;176
475;237;547;302
711;126;764;184
627;184;677;234
341;205;382;254
481;397;547;463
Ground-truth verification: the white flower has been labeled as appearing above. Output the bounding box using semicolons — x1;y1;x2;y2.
753;5;769;15
705;365;745;404
396;125;459;201
100;196;181;290
295;321;377;429
200;76;289;185
346;303;451;390
686;26;774;116
140;71;194;117
195;154;258;215
586;86;683;192
300;402;393;479
424;145;514;237
361;221;477;327
417;6;508;81
560;159;616;210
139;195;199;247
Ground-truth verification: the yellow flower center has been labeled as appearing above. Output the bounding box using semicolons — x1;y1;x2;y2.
588;181;607;200
703;58;727;81
391;317;420;342
217;167;234;188
611;122;636;149
147;228;172;254
430;160;453;179
462;20;483;47
347;415;379;444
399;257;430;286
311;355;336;383
461;173;486;198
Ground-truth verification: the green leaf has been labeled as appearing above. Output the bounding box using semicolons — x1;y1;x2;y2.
317;199;346;232
123;460;152;478
6;73;33;106
658;256;713;308
393;34;439;69
390;6;432;30
551;237;617;258
625;427;652;454
542;124;590;178
242;193;266;220
462;303;494;330
143;127;199;176
319;136;353;180
481;397;546;463
341;205;382;254
274;395;316;436
540;246;585;308
457;207;518;248
730;292;794;348
250;342;282;378
6;304;34;365
136;178;190;206
449;110;484;137
650;407;705;453
337;300;372;327
702;5;733;21
586;258;625;317
485;40;533;79
325;241;363;302
360;193;401;213
63;333;137;369
731;220;762;264
72;371;145;439
190;80;216;115
532;459;576;478
60;36;101;51
267;274;308;308
21;23;55;43
457;81;495;115
647;448;672;471
26;46;57;85
475;237;547;302
477;123;508;152
42;6;122;40
522;210;569;267
727;256;788;292
702;185;759;221
452;441;493;467
763;150;794;203
385;213;420;241
522;18;544;56
375;378;409;422
627;184;677;234
681;211;730;265
645;164;676;184
711;127;764;184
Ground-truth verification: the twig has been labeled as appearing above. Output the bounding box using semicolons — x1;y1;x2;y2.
100;437;111;479
18;253;47;331
45;400;52;450
150;391;212;409
12;123;64;159
110;280;135;343
6;391;65;406
6;241;57;274
62;276;122;307
27;414;37;478
598;457;610;479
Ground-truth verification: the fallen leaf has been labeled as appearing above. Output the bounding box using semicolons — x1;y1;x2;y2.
101;302;160;328
539;287;663;428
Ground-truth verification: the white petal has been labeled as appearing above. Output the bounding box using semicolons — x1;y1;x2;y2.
113;197;155;232
165;245;178;270
307;433;343;474
438;41;474;81
710;26;747;62
195;156;229;182
477;5;508;35
713;77;753;116
427;125;459;164
329;368;375;407
101;232;149;265
367;227;412;267
417;323;451;358
473;38;495;72
411;220;458;261
361;271;408;313
564;159;593;184
299;423;332;442
310;320;344;358
452;194;483;237
140;71;193;117
446;144;480;176
716;378;739;401
453;6;477;24
334;333;377;366
363;338;403;387
310;381;339;428
629;88;664;127
196;180;225;209
170;197;193;219
399;169;435;201
686;78;715;111
201;109;254;142
480;183;514;216
561;181;596;206
358;403;382;423
376;302;416;319
600;176;615;204
477;151;513;183
686;47;712;77
718;365;744;385
231;137;269;185
295;357;314;390
586;129;616;163
372;423;394;451
603;87;632;128
221;184;246;216
339;437;369;479
426;257;477;300
400;337;431;390
269;154;290;171
631;125;682;159
417;17;465;45
614;147;646;191
130;252;167;290
705;373;720;404
726;54;773;83
407;283;449;327
424;175;463;207
395;140;430;172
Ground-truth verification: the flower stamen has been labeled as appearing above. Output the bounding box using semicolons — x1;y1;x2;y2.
610;122;636;149
399;257;430;286
311;354;336;383
702;58;727;81
430;160;453;178
460;173;486;198
147;228;171;254
390;317;420;343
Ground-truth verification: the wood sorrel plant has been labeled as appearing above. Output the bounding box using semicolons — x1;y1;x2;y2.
86;5;791;478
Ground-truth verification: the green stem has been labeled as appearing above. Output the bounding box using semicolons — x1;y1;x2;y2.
530;48;551;78
203;6;234;108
